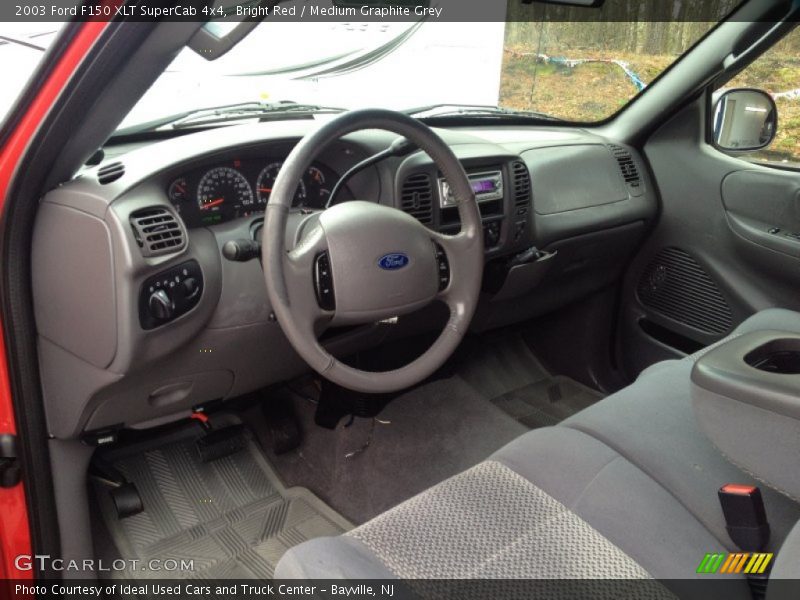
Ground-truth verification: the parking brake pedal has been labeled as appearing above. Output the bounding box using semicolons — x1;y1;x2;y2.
192;412;246;462
89;457;143;520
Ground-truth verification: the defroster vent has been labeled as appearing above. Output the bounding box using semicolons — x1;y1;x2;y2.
511;160;531;214
130;207;186;257
637;247;732;335
400;173;433;225
97;161;125;184
609;144;643;197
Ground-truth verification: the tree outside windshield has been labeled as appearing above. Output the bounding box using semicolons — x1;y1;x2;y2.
501;22;717;121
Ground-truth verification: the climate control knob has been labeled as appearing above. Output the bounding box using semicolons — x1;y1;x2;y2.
148;289;173;321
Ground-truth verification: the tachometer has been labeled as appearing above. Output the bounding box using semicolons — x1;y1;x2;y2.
256;162;306;207
197;167;253;214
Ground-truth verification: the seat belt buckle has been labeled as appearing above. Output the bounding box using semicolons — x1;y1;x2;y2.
718;483;770;551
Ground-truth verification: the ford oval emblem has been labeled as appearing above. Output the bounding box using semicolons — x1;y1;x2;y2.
378;253;410;271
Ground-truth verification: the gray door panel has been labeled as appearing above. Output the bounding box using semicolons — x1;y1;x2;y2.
619;97;800;377
722;169;800;258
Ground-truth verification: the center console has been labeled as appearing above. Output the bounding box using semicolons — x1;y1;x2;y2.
691;330;800;499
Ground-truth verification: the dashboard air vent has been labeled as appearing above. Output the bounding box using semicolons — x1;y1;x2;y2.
609;144;643;196
129;207;186;257
511;160;531;214
400;173;433;225
637;247;733;336
97;161;125;185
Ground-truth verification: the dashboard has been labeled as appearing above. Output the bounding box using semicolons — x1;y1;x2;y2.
166;157;343;228
33;120;657;440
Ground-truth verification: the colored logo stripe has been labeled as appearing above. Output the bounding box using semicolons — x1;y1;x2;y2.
697;553;773;574
697;553;725;573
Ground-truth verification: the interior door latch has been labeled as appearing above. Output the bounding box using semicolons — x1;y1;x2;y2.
0;434;21;488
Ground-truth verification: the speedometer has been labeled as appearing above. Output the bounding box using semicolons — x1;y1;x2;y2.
256;162;306;207
196;167;253;215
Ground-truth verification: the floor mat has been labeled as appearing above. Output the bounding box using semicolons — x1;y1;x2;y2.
456;332;550;400
454;332;604;428
253;377;528;524
491;376;604;429
93;421;350;580
254;332;603;525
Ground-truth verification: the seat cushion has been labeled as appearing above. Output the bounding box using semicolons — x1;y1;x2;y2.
768;520;800;600
278;428;750;599
563;308;800;550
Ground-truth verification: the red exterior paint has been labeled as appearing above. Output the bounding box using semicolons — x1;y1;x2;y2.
0;20;111;584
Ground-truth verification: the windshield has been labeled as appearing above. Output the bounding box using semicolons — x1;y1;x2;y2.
119;6;722;131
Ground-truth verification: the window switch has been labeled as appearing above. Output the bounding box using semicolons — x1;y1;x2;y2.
768;227;781;234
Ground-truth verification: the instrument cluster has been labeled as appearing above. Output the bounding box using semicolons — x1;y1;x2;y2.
166;158;341;228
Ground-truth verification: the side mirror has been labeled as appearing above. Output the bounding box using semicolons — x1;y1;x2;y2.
712;89;777;152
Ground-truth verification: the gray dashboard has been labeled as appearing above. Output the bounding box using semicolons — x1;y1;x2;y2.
31;119;656;439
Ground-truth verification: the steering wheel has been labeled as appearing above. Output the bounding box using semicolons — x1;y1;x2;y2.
263;109;483;393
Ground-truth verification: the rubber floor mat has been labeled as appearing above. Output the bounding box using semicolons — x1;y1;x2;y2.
93;421;350;580
491;376;604;429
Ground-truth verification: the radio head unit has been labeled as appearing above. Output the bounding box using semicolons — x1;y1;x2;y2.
439;170;504;208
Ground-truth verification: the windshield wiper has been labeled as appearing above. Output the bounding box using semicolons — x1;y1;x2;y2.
405;103;561;121
114;101;346;136
0;34;48;51
170;101;345;129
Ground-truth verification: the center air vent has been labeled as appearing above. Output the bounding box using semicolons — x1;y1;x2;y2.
97;161;125;185
511;160;531;214
400;173;433;225
129;207;186;257
609;144;643;197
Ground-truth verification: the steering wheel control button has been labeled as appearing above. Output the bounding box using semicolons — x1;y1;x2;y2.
435;244;450;291
139;260;204;329
314;251;335;310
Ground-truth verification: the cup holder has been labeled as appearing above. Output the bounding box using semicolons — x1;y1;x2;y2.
744;338;800;374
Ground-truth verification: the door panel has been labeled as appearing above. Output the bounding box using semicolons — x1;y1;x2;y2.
722;169;800;258
618;97;800;378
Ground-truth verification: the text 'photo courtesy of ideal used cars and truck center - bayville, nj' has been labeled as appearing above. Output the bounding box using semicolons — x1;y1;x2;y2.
5;0;800;599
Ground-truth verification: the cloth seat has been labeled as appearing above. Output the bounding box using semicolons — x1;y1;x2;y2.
275;309;800;596
562;308;800;551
